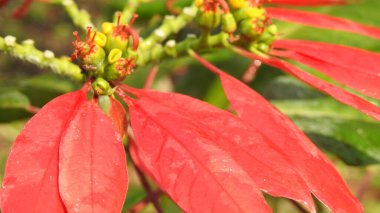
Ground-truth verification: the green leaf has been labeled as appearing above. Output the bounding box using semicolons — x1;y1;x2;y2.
0;91;32;122
0;120;26;186
0;90;30;109
273;98;380;165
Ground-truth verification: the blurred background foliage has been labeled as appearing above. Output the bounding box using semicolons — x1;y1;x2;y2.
1;0;380;212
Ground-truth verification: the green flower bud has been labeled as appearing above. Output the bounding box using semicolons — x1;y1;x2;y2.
195;10;221;30
104;57;135;81
81;45;106;74
267;25;278;35
222;13;237;33
239;19;259;38
92;77;112;96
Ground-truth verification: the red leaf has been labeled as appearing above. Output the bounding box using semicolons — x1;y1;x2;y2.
263;0;346;6
236;48;380;122
218;71;363;213
58;100;128;213
272;39;380;99
109;97;127;138
267;7;380;40
190;51;363;212
124;88;317;212
1;89;87;213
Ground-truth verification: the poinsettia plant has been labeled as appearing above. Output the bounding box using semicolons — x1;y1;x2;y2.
1;0;380;212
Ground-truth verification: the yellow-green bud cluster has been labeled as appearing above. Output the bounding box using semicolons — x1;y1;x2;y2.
71;16;139;95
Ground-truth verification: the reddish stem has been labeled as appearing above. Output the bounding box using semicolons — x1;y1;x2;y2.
144;64;159;89
189;50;224;76
25;105;40;114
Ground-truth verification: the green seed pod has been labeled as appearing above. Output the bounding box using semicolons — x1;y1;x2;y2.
267;25;278;36
195;10;221;30
258;30;275;44
104;58;134;81
222;13;237;34
239;19;259;38
105;35;129;53
104;63;121;81
81;45;106;75
257;43;269;53
92;77;112;96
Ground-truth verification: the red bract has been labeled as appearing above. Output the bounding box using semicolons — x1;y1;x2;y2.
271;39;380;99
266;7;380;39
123;87;312;212
236;48;380;122
1;86;128;212
191;51;363;212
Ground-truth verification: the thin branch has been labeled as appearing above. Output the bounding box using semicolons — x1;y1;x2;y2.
131;148;163;213
290;200;308;213
128;190;163;213
125;128;163;213
115;0;140;23
53;0;95;30
356;169;373;200
144;64;159;89
141;5;198;50
0;35;83;81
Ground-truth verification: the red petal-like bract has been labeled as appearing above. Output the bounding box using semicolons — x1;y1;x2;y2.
0;90;86;213
272;39;380;99
125;87;319;213
1;88;128;213
109;97;128;138
267;8;380;40
191;52;363;212
263;0;346;6
236;48;380;122
219;73;363;213
58;100;128;213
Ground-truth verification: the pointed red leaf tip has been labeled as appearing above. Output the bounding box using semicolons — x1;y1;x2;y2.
122;87;318;213
236;47;380;122
191;51;363;212
0;89;87;213
263;0;347;6
272;39;380;99
266;8;380;40
58;99;128;213
219;72;364;213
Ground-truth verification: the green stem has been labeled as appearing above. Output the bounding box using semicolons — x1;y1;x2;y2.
140;6;198;50
53;0;95;30
115;0;139;23
0;36;83;81
137;32;230;66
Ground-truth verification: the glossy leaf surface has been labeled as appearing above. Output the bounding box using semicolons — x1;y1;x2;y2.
217;71;363;213
58;100;128;213
272;39;380;99
273;98;380;165
267;7;380;40
0;90;86;213
126;88;319;213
